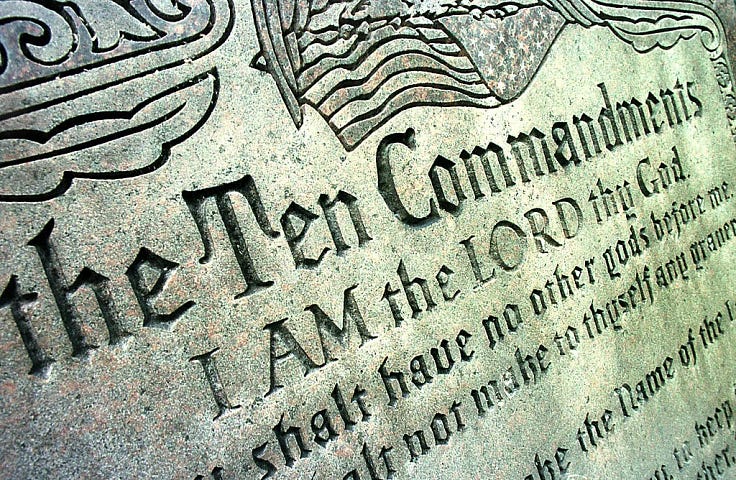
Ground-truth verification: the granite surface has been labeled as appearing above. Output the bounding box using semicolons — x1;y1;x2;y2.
2;1;736;479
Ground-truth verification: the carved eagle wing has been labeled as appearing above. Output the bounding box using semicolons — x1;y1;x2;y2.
543;0;724;58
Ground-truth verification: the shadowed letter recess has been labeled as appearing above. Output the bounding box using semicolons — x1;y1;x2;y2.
190;347;241;421
182;175;280;299
28;219;131;357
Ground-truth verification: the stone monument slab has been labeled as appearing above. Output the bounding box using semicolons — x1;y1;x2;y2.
2;1;736;479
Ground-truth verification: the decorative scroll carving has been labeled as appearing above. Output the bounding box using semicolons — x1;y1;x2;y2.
0;0;227;91
0;0;233;202
712;54;736;136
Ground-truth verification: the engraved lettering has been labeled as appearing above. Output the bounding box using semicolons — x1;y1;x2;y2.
0;276;55;377
190;347;241;421
182;175;280;299
28;219;130;357
126;248;195;329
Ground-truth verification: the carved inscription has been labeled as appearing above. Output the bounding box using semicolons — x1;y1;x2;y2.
3;1;736;479
180;55;736;478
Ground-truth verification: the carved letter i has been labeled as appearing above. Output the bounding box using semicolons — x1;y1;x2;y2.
190;347;241;420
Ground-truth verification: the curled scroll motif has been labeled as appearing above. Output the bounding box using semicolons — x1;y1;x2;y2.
0;2;76;74
251;0;730;151
712;55;736;138
0;0;232;92
0;0;233;202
